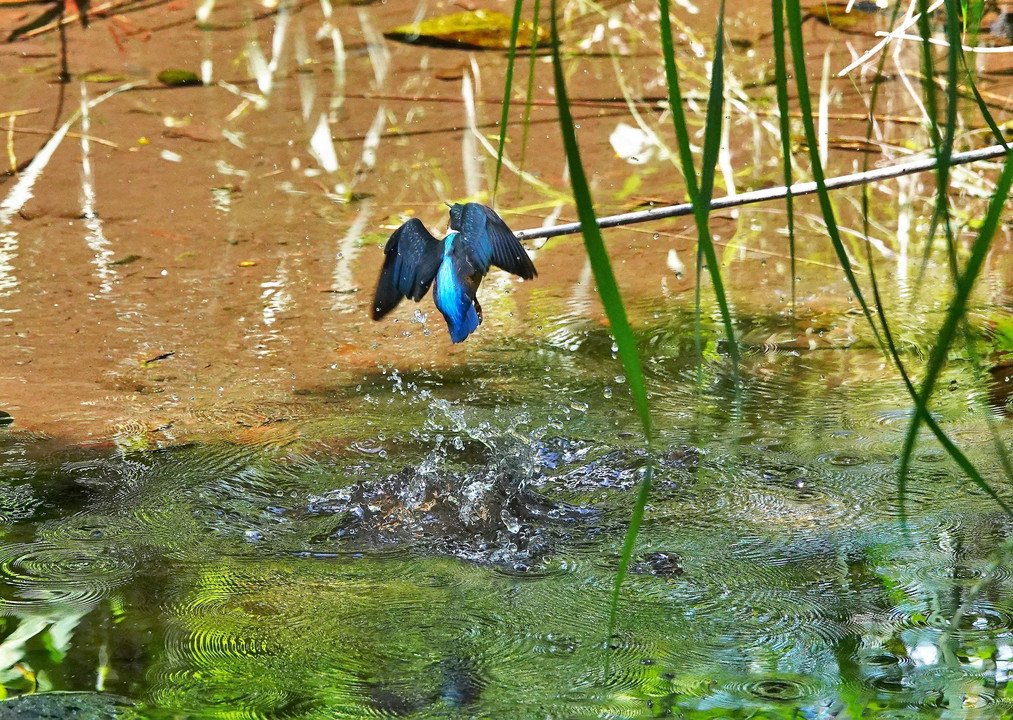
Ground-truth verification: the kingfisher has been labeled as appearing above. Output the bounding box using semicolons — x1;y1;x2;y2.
371;203;537;343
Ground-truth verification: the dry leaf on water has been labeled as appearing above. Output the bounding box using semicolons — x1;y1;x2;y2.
385;10;548;50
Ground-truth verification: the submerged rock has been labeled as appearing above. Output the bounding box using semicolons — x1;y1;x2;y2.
0;692;138;720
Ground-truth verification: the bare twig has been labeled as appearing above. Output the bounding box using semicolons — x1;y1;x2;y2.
877;30;1013;53
19;0;149;39
514;142;1011;241
0;109;41;120
837;0;946;76
6;125;118;148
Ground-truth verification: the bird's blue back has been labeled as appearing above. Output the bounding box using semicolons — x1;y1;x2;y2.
433;233;480;343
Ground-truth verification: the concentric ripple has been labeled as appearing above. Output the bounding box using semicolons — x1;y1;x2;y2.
0;541;133;612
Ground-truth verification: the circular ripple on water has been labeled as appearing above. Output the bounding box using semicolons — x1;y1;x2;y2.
0;482;39;528
681;556;858;651
0;541;133;612
743;677;819;701
709;674;826;706
885;590;1013;638
148;664;302;720
885;604;953;632
911;561;990;586
724;486;869;533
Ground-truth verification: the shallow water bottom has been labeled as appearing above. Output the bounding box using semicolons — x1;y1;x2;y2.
1;333;1012;720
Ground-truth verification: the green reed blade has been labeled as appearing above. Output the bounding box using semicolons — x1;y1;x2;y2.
656;0;699;199
693;0;738;367
862;223;1013;517
518;0;542;176
659;0;738;368
492;0;526;200
963;59;1008;147
770;0;796;315
548;0;651;443
963;0;985;48
898;146;1013;512
548;0;653;635
912;0;959;289
611;458;653;616
784;0;882;349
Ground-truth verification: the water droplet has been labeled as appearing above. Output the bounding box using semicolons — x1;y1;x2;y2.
603;388;613;398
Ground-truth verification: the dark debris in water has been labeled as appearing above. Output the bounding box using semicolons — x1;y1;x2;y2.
301;462;602;571
629;551;684;577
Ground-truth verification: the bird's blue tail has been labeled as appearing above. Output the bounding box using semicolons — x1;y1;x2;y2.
446;304;480;343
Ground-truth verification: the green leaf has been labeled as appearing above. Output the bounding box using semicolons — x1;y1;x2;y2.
157;69;202;87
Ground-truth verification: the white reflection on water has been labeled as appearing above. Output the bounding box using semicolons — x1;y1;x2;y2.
0;230;17;298
80;86;116;298
332;199;373;313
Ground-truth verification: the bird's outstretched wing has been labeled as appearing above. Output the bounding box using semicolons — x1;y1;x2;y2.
371;218;445;320
449;202;537;280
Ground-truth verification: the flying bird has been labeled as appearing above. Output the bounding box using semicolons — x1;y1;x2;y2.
371;203;537;343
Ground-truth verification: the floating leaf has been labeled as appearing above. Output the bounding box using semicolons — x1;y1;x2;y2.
141;351;175;367
805;1;882;31
110;254;141;266
157;69;202;87
385;10;548;49
80;72;128;83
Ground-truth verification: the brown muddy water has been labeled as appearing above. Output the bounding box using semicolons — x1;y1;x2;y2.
1;1;1013;718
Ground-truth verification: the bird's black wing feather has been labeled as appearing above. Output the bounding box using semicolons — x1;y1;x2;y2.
371;218;444;320
452;203;537;280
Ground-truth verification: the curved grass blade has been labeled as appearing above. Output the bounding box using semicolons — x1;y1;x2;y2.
492;0;526;200
847;0;1010;518
548;0;653;635
862;223;1013;519
962;57;1008;148
897;146;1013;514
